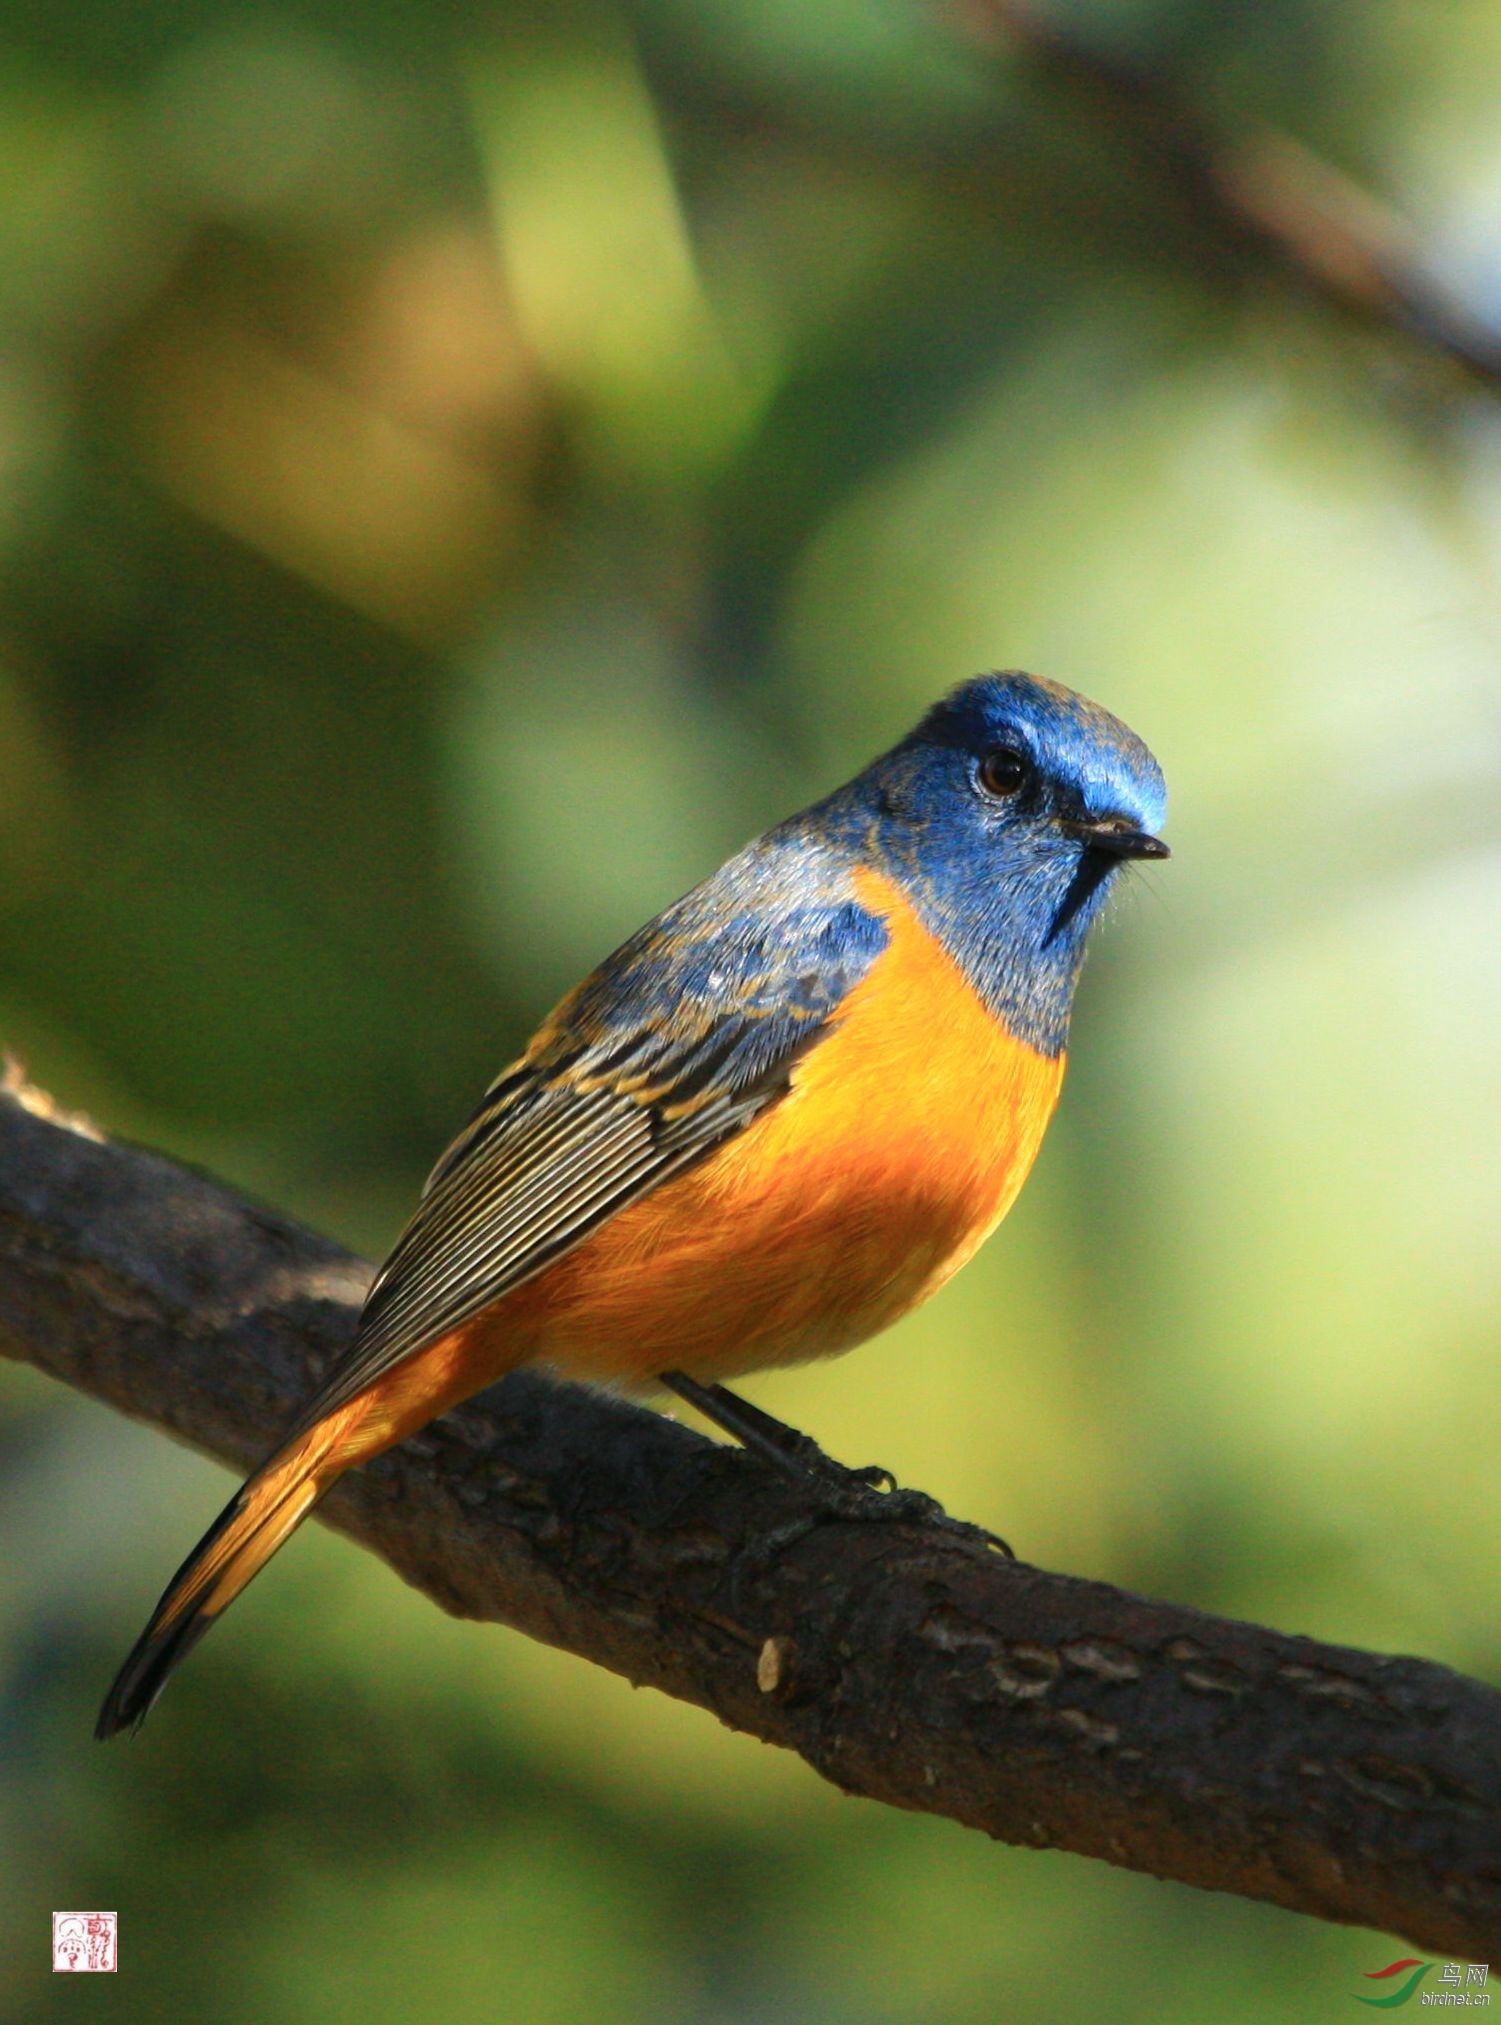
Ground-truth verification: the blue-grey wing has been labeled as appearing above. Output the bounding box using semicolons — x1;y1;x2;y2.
285;832;887;1431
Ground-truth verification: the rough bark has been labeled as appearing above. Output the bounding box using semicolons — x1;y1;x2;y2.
0;1068;1497;1955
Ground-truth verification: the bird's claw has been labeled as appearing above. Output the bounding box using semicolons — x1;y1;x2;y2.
727;1461;1013;1616
845;1462;898;1493
764;1464;1014;1555
822;1473;1015;1555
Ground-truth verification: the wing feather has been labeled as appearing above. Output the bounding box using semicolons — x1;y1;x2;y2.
284;831;890;1433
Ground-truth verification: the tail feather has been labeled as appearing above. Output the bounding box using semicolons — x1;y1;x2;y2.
95;1429;338;1740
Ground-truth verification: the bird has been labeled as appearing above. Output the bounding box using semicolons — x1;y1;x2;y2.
96;669;1167;1739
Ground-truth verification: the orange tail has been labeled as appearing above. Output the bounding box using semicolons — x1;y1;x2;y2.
97;1318;508;1739
95;1407;361;1740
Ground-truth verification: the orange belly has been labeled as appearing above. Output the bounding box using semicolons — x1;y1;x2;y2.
481;868;1066;1388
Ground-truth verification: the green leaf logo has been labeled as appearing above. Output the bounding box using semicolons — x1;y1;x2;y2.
1354;1961;1434;2008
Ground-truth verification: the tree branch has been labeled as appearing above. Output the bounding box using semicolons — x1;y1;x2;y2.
952;0;1501;394
1;1066;1497;1954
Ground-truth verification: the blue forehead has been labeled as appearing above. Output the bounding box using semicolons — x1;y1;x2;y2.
912;672;1167;833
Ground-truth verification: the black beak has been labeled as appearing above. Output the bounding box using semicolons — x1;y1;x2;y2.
1059;815;1170;861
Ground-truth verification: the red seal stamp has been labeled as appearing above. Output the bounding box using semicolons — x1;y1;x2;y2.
52;1912;117;1972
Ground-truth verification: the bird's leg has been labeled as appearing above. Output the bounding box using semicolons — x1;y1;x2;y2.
658;1372;877;1484
657;1371;1013;1556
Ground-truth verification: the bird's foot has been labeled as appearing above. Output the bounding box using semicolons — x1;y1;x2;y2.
803;1468;1014;1556
732;1458;1015;1573
657;1370;1014;1559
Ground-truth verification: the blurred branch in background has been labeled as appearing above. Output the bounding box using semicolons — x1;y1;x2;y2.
2;1070;1497;1959
952;0;1501;391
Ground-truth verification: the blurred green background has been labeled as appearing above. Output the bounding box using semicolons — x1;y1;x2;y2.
2;0;1500;2016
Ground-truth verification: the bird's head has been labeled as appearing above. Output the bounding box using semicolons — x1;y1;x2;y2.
845;671;1168;1052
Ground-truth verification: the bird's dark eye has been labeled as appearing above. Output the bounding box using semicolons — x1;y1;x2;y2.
977;746;1030;799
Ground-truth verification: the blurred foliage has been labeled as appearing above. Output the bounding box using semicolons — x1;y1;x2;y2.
2;0;1501;2017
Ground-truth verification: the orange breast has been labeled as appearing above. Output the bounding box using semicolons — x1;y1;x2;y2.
490;868;1066;1387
